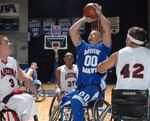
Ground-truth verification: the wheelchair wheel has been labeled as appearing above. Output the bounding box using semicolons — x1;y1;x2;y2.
49;101;61;121
49;94;57;117
92;99;112;121
0;109;39;121
33;83;45;102
49;101;74;121
0;109;20;121
49;92;64;117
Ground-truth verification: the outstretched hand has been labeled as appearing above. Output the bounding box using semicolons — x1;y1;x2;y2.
24;78;37;95
92;3;102;17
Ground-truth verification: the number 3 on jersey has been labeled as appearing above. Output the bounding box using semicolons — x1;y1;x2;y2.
120;63;144;79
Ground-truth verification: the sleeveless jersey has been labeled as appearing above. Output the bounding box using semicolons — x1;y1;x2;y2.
60;64;78;92
75;40;112;91
116;47;150;94
0;56;19;99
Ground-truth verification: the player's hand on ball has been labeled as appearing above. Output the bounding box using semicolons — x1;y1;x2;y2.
84;16;97;23
93;3;102;17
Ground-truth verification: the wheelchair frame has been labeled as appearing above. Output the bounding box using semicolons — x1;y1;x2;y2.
0;106;38;121
49;98;112;121
19;80;46;102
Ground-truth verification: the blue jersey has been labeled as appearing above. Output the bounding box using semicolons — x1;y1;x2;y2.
75;40;112;90
24;67;35;80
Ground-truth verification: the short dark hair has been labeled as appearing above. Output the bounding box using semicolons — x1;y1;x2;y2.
64;52;73;58
128;27;147;45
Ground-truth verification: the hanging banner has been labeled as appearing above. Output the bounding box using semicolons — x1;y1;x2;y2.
28;18;42;38
58;18;71;36
72;17;85;34
43;18;56;35
0;18;19;31
107;17;120;34
0;3;20;16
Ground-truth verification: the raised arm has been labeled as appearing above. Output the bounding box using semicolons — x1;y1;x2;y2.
94;3;112;47
69;17;86;46
16;61;36;94
99;15;112;47
97;52;118;73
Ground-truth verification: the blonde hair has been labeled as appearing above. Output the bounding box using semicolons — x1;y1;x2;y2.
0;35;7;45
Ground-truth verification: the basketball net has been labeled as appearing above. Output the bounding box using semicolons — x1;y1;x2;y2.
53;46;58;62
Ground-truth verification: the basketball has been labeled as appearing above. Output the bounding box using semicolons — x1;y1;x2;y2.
83;3;98;19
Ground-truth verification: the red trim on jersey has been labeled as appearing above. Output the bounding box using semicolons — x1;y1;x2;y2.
12;90;24;95
67;67;72;70
1;60;8;65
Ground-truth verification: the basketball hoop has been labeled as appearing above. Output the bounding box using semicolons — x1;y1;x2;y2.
44;35;68;63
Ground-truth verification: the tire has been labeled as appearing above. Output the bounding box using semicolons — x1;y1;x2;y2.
92;99;112;121
0;109;20;121
49;101;62;121
49;101;74;121
19;82;45;102
49;92;65;117
49;95;57;117
99;105;111;121
32;84;45;102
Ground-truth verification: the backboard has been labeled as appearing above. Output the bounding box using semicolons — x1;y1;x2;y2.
44;35;67;50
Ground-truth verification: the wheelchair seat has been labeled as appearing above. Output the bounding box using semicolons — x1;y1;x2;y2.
111;88;149;120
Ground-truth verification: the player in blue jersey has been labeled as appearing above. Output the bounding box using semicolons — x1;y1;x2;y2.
61;3;112;121
24;62;41;88
24;62;38;81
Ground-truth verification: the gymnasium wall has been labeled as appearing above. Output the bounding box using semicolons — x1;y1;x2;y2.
0;0;29;68
28;0;149;83
0;0;149;84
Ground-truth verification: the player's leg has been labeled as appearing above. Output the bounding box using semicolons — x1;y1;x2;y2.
61;90;78;106
6;93;38;121
71;85;99;121
71;98;84;121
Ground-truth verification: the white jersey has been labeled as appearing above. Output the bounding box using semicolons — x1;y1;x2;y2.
60;64;78;93
0;56;38;120
0;56;19;100
116;47;150;94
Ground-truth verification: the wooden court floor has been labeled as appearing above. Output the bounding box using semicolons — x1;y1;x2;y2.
29;83;116;121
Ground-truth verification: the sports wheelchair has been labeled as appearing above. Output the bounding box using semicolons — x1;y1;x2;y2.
0;109;38;121
49;91;65;117
94;88;149;121
0;93;38;121
49;97;111;121
19;79;45;102
0;109;20;121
